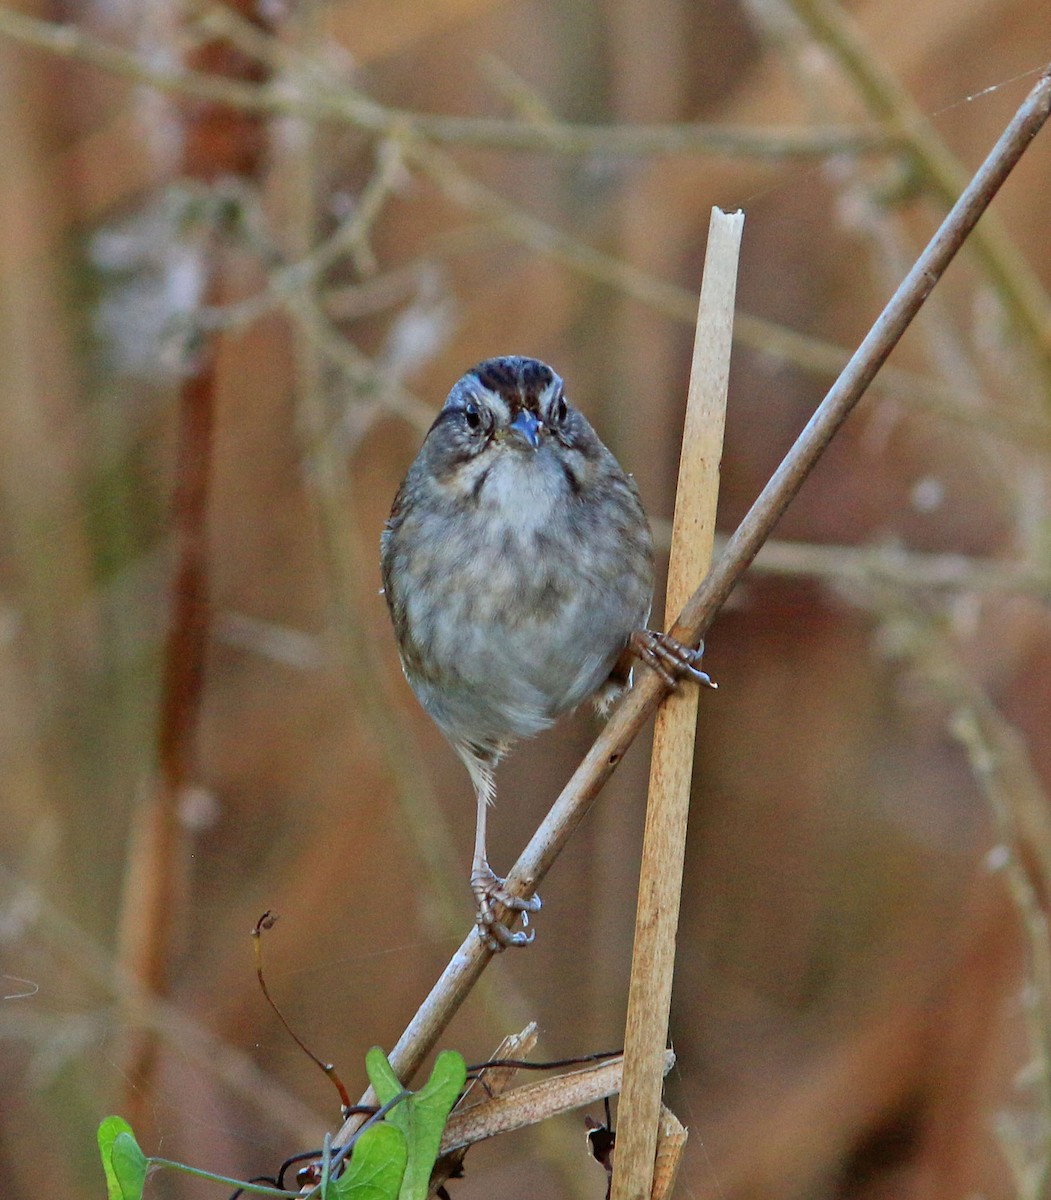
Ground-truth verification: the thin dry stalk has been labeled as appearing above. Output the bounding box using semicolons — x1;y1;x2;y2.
612;207;743;1200
333;64;1051;1152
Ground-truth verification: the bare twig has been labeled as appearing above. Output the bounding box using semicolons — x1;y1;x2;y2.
199;139;407;333
332;58;1051;1151
613;207;742;1200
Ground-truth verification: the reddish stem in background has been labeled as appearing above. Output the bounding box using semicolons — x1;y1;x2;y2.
118;272;220;1118
117;2;272;1128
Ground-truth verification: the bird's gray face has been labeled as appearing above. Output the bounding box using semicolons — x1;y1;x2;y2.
421;355;602;504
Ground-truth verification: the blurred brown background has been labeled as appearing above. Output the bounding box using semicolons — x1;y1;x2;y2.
2;0;1051;1197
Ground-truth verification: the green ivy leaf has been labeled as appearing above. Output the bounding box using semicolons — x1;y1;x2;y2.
364;1047;402;1106
97;1117;149;1200
330;1123;407;1200
364;1048;466;1200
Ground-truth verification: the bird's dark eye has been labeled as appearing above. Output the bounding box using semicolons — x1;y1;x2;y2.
555;395;568;424
464;402;482;431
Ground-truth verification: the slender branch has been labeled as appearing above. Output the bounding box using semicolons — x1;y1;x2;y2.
331;61;1051;1149
0;6;891;162
378;113;889;160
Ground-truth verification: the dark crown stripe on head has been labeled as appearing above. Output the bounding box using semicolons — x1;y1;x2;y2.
471;357;556;411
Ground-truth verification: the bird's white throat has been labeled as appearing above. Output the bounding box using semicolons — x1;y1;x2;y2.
483;448;565;528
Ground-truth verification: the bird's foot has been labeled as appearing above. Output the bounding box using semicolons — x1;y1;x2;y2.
630;629;717;690
471;862;542;951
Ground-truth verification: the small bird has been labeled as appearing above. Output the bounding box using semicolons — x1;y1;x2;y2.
381;356;712;949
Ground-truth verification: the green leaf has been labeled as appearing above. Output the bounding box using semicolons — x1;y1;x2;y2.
364;1046;402;1107
97;1118;149;1200
330;1123;407;1200
364;1049;466;1200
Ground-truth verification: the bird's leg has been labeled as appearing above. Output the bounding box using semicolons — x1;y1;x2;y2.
628;630;717;690
470;784;541;952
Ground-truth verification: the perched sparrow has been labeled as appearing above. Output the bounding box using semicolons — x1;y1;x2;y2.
381;356;712;949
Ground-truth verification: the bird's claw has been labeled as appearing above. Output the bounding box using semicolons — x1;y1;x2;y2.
630;629;717;690
471;864;541;951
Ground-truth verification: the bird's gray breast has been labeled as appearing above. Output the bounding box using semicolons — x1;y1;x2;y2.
403;450;646;743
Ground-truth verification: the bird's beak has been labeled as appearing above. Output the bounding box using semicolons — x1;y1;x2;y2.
508;409;542;449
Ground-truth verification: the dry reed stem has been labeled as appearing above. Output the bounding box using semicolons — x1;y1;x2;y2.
332;63;1051;1154
612;208;743;1200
